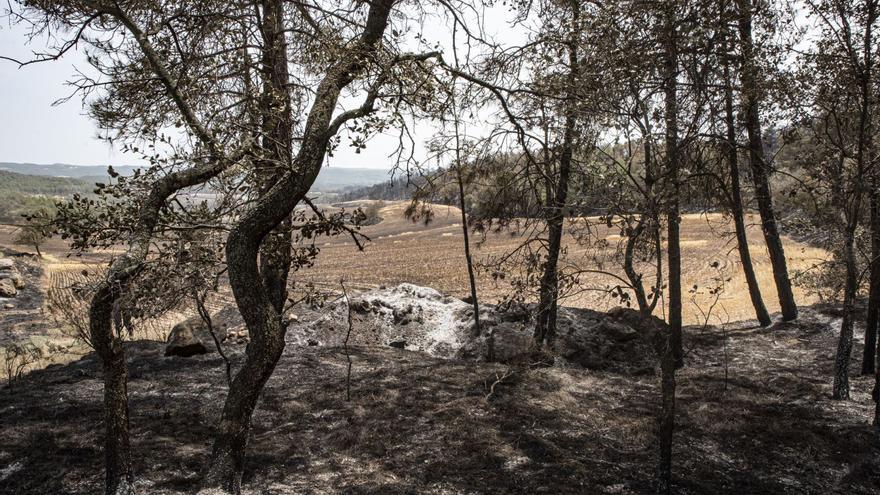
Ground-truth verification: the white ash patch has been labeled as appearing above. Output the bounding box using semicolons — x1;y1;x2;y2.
294;283;479;359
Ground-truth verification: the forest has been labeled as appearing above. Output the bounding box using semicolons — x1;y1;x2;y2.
1;0;880;494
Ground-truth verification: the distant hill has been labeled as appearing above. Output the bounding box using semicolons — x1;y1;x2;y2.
0;162;389;192
0;162;140;179
0;170;92;196
0;170;93;223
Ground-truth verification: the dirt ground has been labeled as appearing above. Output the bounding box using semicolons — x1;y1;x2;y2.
1;303;878;494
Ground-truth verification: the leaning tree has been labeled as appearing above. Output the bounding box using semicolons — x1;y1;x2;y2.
6;1;458;493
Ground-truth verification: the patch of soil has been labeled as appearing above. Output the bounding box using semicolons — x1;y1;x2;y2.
1;303;878;494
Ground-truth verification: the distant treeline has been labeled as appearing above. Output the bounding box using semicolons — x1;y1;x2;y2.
0;170;93;223
339;175;425;202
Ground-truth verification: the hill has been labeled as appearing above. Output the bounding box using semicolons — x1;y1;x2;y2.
0;162;389;193
0;171;93;223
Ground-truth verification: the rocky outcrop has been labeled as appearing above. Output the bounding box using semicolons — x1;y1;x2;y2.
296;283;667;374
0;258;24;298
0;278;16;298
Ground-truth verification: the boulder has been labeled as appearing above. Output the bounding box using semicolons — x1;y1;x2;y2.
164;313;237;357
0;278;16;298
164;322;209;357
0;270;24;290
0;259;14;270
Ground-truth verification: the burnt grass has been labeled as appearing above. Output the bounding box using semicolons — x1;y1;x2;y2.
1;305;880;494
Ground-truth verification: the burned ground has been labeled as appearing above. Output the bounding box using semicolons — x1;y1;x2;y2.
1;305;878;494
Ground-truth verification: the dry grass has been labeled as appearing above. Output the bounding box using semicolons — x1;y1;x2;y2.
299;202;827;325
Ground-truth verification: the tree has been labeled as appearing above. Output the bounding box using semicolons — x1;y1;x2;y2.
799;0;878;401
8;1;441;493
14;207;54;257
736;0;799;322
720;0;772;327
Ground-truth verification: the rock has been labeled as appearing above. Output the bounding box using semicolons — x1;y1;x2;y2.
0;279;16;298
388;340;407;349
0;259;14;270
0;270;24;289
4;303;14;309
164;314;235;357
164;322;208;357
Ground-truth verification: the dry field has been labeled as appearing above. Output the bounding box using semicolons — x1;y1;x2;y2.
0;200;827;354
299;201;828;325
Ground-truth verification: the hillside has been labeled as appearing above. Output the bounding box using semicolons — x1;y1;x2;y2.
0;171;93;223
0;162;389;193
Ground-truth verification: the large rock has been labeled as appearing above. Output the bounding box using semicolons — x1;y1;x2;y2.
164;320;209;357
164;312;239;357
298;283;665;374
0;259;14;270
0;278;16;298
0;269;24;290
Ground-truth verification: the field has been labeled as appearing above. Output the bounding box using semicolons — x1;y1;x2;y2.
298;201;827;325
0;201;827;354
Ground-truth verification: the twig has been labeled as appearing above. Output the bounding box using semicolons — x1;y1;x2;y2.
485;368;515;400
194;290;232;387
340;278;354;401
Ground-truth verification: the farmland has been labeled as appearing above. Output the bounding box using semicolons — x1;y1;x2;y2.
0;200;828;355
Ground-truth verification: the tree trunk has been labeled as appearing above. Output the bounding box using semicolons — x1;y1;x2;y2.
624;221;651;313
736;0;797;321
534;4;579;346
203;2;396;491
657;332;676;494
722;39;771;327
864;190;880;375
256;0;294;313
662;0;683;368
90;284;133;495
835;0;875;397
834;227;859;400
455;165;482;337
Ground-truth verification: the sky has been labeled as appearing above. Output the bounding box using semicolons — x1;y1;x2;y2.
0;4;516;172
0;18;435;171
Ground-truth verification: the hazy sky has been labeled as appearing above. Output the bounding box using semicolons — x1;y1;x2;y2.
0;19;437;171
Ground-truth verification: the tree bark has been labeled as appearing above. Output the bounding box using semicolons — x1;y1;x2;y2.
256;0;294;313
662;0;683;368
834;0;875;399
722;36;771;327
534;2;579;346
89;284;133;495
202;2;396;491
834;227;860;400
736;0;797;321
864;190;880;375
657;332;676;494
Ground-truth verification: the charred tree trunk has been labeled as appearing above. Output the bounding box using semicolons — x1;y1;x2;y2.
657;331;676;494
455;165;482;336
89;284;133;495
834;226;860;400
834;0;875;399
736;0;797;321
662;2;683;368
864;190;880;375
203;2;396;491
534;4;579;346
256;0;294;313
657;4;679;492
722;41;771;327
